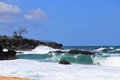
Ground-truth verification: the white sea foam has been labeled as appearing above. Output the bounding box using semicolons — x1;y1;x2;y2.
99;56;120;67
95;47;106;52
0;59;120;80
115;48;120;51
17;45;59;54
3;48;8;52
109;47;114;49
32;45;57;53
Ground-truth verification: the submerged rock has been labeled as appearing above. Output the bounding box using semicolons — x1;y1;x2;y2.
0;46;17;60
59;59;71;65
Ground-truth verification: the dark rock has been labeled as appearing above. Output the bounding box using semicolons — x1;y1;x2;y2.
50;49;94;55
68;50;94;55
59;59;71;65
46;42;63;49
0;37;63;50
49;50;66;54
0;46;17;60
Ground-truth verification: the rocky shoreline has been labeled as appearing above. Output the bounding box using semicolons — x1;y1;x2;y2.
0;35;63;50
0;35;96;61
0;46;17;60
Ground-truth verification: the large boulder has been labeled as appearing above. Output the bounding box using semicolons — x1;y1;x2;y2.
0;46;17;60
59;59;71;65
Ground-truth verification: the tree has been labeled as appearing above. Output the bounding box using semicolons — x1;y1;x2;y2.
13;31;17;38
17;27;28;37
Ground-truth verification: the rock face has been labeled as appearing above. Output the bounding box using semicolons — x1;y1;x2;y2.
49;49;94;55
59;59;71;65
0;37;63;50
0;46;17;60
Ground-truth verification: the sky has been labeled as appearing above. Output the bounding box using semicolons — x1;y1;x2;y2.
0;0;120;46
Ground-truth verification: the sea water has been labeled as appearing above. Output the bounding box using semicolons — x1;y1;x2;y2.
0;46;120;80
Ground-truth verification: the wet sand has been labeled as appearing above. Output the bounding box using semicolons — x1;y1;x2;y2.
0;76;31;80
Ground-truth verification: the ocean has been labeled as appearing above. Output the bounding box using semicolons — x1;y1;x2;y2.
0;46;120;80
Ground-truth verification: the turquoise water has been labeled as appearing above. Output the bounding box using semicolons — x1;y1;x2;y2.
17;46;120;65
18;53;93;64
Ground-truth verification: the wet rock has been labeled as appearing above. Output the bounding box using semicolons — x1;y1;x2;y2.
59;59;71;65
68;50;94;55
49;50;66;53
0;37;63;50
0;46;17;60
46;42;63;49
50;49;94;55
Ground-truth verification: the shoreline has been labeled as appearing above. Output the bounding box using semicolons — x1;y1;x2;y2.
0;76;31;80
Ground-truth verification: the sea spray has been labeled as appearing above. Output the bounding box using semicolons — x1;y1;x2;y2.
32;45;56;53
17;45;59;54
99;56;120;67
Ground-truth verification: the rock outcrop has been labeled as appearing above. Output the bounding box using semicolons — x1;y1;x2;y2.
0;36;63;50
68;50;94;55
59;59;71;65
0;46;17;60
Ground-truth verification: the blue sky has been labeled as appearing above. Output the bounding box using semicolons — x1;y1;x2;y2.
0;0;120;46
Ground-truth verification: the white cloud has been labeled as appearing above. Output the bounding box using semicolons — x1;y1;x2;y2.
0;2;48;24
0;1;21;23
0;1;20;14
24;9;48;20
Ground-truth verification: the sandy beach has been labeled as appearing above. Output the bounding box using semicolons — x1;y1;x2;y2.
0;76;31;80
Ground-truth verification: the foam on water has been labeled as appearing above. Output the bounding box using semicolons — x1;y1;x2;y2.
96;47;106;51
32;45;57;53
17;45;59;54
6;46;120;80
0;59;120;80
99;56;120;67
109;47;114;49
92;54;120;67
